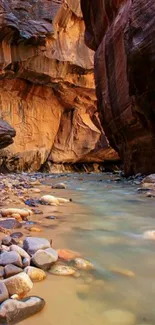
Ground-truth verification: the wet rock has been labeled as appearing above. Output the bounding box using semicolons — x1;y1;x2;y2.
0;208;33;219
10;245;30;260
142;174;155;184
31;249;57;270
137;188;151;192
46;216;57;220
24;199;39;207
22;257;30;268
52;183;66;189
2;236;12;246
0;282;9;303
146;191;155;198
74;258;94;270
0;251;23;267
11;232;23;239
4;272;33;296
0;218;21;229
50;265;76;276
102;309;136;325
57;249;81;261
4;264;23;278
23;237;50;255
24;266;46;282
32;209;43;215
0;296;45;324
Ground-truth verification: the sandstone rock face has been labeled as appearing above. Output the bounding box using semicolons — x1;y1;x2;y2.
0;0;118;171
81;0;155;175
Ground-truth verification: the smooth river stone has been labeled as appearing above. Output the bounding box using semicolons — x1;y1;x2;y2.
102;309;136;325
0;282;9;303
0;296;45;324
31;249;56;270
24;266;46;282
4;264;23;278
50;265;76;276
4;272;33;296
52;183;66;189
23;237;50;255
0;251;23;267
0;218;21;229
10;245;30;259
74;258;94;270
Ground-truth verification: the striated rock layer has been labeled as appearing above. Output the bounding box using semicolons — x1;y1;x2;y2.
81;0;155;175
0;0;118;172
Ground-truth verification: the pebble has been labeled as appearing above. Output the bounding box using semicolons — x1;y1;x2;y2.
11;232;23;239
74;258;94;270
50;265;76;276
23;237;51;255
0;296;45;324
57;249;81;261
24;266;46;282
0;218;21;229
2;236;12;246
32;249;57;270
102;309;136;325
4;272;33;296
31;188;41;193
0;251;23;267
10;244;30;259
52;183;66;189
0;282;9;303
4;264;23;278
0;208;33;219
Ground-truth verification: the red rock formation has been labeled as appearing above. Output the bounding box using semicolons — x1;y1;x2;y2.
0;0;118;172
81;0;155;175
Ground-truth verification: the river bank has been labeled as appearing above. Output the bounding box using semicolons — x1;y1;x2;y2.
0;172;155;325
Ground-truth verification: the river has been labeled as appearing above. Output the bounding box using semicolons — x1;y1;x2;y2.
17;172;155;325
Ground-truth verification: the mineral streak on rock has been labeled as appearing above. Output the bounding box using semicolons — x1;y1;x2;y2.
0;0;118;172
81;0;155;175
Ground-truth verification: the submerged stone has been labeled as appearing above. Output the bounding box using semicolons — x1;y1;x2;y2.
0;218;21;230
74;258;94;270
50;265;76;276
0;296;45;324
102;309;136;325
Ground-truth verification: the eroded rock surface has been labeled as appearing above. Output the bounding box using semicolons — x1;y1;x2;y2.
0;0;117;171
81;0;155;175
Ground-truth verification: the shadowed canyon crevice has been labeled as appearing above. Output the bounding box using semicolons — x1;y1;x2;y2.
0;0;118;172
81;0;155;176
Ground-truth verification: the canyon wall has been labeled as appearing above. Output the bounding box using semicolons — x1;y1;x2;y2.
81;0;155;175
0;0;118;172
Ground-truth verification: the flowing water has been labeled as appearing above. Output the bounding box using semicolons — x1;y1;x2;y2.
20;173;155;325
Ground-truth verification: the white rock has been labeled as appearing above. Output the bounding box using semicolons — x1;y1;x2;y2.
0;208;33;218
40;195;69;206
